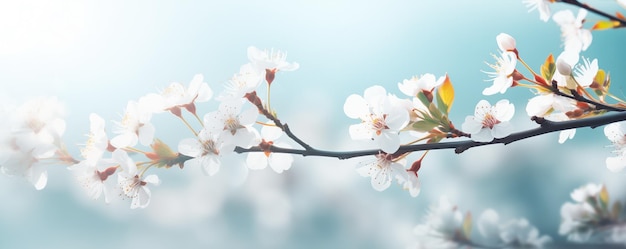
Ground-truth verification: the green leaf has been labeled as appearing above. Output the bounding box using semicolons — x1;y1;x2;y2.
438;115;452;132
540;54;555;82
426;135;443;144
436;93;448;116
428;103;443;121
416;91;432;107
412;120;439;132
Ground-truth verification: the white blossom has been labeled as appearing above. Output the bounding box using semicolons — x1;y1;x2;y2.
523;0;553;22
344;85;409;153
604;122;626;172
462;99;515;142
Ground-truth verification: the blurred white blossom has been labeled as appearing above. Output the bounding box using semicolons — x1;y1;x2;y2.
110;97;156;148
559;183;624;244
0;97;67;190
414;196;466;248
523;0;553;22
205;99;259;149
115;149;160;209
553;9;592;53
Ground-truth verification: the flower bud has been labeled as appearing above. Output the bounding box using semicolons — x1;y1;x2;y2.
496;33;516;52
556;57;572;76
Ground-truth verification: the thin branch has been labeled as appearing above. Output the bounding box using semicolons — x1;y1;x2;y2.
234;112;626;159
245;91;315;150
559;0;626;28
551;85;626;113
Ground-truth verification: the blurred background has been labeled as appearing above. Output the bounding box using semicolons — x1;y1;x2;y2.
0;0;625;248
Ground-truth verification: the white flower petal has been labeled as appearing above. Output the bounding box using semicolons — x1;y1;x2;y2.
526;94;554;117
375;131;400;153
462;116;483;134
30;165;48;190
138;123;155;146
268;153;293;174
496;33;516;51
558;129;576;144
112;149;137;175
201;156;221;176
356;163;375;178
371;168;392;191
110;133;138;149
384;107;409;131
143;174;160;185
238;106;259;126
472;128;494;142
606;156;626;172
478;209;501;244
261;123;283;141
344;94;369;119
474;100;491;118
349;123;373;140
493;99;515;121
178;138;203;157
363;85;387;105
492;122;513;139
246;152;268;170
131;186;151;209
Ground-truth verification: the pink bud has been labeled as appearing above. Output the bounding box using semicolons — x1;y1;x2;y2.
496;33;516;52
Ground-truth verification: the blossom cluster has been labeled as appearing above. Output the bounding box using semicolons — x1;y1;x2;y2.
413;196;551;248
559;183;625;244
0;97;70;190
342;21;616;197
0;47;300;209
344;74;451;196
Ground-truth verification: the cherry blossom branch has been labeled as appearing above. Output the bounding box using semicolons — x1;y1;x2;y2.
559;0;626;28
234;111;626;159
550;81;626;112
245;91;314;151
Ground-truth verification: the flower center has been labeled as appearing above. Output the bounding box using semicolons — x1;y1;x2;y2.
374;153;393;169
482;113;500;129
162;84;184;100
224;116;245;135
371;114;390;135
269;49;287;62
121;175;145;198
120;112;140;131
26;119;45;133
202;139;219;156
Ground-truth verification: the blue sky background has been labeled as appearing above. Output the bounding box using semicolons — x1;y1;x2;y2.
1;0;626;248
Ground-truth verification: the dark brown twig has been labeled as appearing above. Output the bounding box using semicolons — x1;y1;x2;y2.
234;112;626;159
